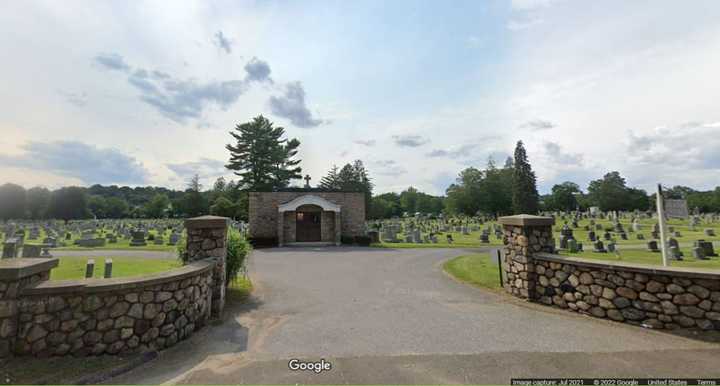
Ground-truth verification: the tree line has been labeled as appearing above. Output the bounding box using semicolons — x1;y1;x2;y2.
2;115;718;221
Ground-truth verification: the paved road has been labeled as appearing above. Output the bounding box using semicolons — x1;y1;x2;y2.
109;247;720;384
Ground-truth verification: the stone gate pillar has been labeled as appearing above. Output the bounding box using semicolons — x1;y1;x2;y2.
0;258;58;358
185;215;229;318
498;214;555;300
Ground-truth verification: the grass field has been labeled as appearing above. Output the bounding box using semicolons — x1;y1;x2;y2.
50;256;181;280
0;227;179;252
554;248;720;269
372;230;504;248
371;216;720;268
443;253;502;289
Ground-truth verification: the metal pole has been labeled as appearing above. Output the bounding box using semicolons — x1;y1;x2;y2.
657;184;669;267
496;249;503;286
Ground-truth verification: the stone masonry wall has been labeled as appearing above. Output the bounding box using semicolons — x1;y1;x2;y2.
533;255;720;330
248;191;365;240
500;214;720;331
0;215;231;358
14;262;213;357
0;269;51;357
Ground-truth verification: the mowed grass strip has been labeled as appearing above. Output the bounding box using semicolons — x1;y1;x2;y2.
50;256;181;280
443;253;502;289
555;248;720;269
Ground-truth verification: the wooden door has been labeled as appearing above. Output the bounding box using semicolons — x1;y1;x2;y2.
296;211;321;242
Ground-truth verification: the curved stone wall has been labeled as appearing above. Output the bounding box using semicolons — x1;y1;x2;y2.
533;253;720;330
15;260;215;356
0;215;230;358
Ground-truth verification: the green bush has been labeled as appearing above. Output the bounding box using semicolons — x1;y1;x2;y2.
177;230;251;287
354;235;371;246
225;230;251;286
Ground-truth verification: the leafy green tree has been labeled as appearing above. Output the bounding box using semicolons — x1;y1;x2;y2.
26;187;51;219
105;197;129;218
400;187;420;214
370;193;402;219
48;187;90;221
210;196;238;218
547;182;581;211
481;158;513;215
587;171;629;211
225;115;302;190
145;193;170;218
88;195;108;218
511;140;539;214
0;183;27;219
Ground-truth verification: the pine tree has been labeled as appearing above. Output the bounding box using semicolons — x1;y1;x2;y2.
319;160;373;216
318;165;341;190
511;140;539;214
225;115;302;190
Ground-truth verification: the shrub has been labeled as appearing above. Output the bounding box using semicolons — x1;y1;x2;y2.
354;235;371;246
177;230;252;287
226;230;251;286
341;235;354;245
147;233;155;241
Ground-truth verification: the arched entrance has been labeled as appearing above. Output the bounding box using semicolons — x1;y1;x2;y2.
295;204;322;242
277;194;342;246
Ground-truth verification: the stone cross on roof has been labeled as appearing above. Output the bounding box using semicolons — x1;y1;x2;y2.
304;174;311;188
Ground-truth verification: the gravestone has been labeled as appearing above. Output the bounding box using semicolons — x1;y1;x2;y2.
669;246;684;260
593;240;606;253
2;240;18;258
588;231;596;241
21;244;42;258
607;242;616;253
695;240;717;257
636;233;645;240
130;231;147;246
647;240;660;252
704;229;716;237
692;247;707;260
567;238;579;253
43;237;57;248
479;233;489;244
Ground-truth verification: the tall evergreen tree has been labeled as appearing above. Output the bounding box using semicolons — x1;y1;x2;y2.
225;115;302;190
511;140;539;214
318;165;341;189
183;174;207;217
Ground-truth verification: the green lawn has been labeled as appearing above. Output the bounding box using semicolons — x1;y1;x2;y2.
443;253;502;289
555;248;720;269
50;256;181;280
552;217;720;247
53;238;177;252
372;231;503;248
10;227;179;252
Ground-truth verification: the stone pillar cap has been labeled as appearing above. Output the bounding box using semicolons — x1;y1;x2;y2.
185;215;230;229
0;257;58;281
498;214;555;226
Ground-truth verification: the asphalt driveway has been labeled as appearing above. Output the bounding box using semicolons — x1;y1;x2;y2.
109;247;720;384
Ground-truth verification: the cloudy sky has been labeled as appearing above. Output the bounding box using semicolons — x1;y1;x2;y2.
1;0;719;195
